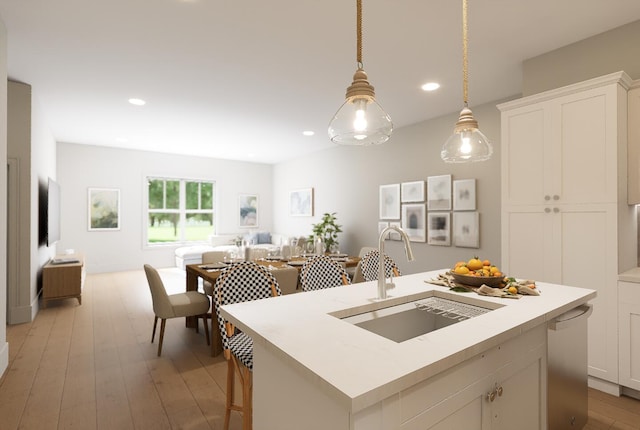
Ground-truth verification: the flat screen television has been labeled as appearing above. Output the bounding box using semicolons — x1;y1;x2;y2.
47;177;61;246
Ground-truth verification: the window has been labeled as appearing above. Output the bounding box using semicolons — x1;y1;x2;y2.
146;177;215;244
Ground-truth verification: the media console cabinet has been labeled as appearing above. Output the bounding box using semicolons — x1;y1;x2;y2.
42;254;85;307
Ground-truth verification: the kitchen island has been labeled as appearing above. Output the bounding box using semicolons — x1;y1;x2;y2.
220;269;596;429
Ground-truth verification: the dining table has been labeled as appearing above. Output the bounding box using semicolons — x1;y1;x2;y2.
185;255;361;356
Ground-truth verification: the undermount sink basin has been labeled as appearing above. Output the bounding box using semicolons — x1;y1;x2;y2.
338;291;501;343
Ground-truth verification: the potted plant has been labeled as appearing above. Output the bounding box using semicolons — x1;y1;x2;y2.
309;212;342;254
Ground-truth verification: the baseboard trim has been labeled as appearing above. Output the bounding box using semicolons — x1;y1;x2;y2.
588;376;621;396
0;341;8;379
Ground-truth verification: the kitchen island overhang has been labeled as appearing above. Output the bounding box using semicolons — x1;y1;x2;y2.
220;269;596;424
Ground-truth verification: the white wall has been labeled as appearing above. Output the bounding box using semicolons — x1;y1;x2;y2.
272;100;506;275
523;19;640;95
0;15;9;377
57;143;274;273
6;81;56;324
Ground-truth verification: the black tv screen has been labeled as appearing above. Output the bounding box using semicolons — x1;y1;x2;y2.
47;178;61;246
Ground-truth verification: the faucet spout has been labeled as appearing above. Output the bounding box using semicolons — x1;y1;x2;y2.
377;225;415;300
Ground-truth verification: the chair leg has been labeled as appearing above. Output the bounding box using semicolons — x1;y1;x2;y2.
202;314;210;345
240;364;253;430
224;358;235;430
157;319;166;356
152;316;158;343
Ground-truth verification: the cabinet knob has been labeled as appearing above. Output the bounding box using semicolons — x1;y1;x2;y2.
544;208;551;213
553;207;559;213
553;195;560;200
497;386;503;397
487;390;496;402
544;195;551;201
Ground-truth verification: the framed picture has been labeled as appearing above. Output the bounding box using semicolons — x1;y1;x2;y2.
88;188;120;231
389;221;402;241
427;175;452;210
453;211;480;248
378;221;389;237
401;180;425;203
289;188;313;216
402;203;426;242
427;212;450;246
239;194;259;227
379;184;400;220
453;179;476;211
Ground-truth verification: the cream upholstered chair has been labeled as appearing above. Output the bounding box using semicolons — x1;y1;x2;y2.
143;264;210;356
201;251;227;296
357;249;401;282
271;266;299;295
350;246;377;283
300;255;351;292
213;261;281;430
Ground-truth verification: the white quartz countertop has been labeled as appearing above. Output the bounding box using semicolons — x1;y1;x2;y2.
619;267;640;283
220;269;596;413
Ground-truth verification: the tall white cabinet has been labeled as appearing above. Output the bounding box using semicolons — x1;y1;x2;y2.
498;72;637;391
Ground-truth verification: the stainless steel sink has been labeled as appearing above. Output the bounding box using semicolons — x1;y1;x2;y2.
339;293;498;343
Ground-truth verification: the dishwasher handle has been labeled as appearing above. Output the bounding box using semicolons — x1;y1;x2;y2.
548;304;593;331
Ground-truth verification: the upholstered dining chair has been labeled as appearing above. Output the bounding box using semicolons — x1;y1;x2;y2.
357;249;401;282
201;251;227;296
348;246;377;282
299;255;351;292
213;261;282;430
143;264;210;356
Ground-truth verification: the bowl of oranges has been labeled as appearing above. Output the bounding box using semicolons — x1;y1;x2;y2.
449;257;505;288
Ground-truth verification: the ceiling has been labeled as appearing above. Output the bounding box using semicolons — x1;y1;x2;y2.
2;1;640;164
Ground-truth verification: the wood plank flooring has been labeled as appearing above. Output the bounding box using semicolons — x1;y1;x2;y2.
1;267;639;429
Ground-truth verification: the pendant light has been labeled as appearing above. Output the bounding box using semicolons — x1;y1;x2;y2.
328;0;393;146
441;0;492;163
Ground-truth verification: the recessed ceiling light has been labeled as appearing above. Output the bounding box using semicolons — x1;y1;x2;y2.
302;131;315;136
421;82;440;92
128;98;146;106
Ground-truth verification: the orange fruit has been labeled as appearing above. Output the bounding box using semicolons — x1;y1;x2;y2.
482;259;491;266
508;286;518;295
454;261;466;269
467;257;483;271
454;266;470;275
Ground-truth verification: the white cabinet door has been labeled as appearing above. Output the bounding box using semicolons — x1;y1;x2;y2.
492;352;546;430
619;282;640;391
499;73;632;386
501;207;558;283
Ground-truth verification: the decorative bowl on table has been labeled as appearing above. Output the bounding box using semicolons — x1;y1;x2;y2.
449;272;505;288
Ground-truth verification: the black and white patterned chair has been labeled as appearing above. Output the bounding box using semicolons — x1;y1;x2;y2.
358;249;401;282
213;261;281;430
300;255;351;292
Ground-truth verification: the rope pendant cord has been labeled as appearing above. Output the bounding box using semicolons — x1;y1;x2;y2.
356;0;363;68
462;0;469;107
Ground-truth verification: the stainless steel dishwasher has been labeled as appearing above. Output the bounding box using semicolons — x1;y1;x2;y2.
547;304;593;429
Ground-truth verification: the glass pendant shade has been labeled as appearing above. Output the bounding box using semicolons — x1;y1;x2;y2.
441;107;493;163
329;69;393;146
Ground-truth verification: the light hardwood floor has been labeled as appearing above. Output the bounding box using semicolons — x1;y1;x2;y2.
1;268;639;429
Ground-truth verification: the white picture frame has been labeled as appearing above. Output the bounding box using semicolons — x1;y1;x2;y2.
427;212;450;246
402;203;426;242
289;188;314;216
427;175;452;211
88;188;120;231
389;221;402;241
239;194;259;228
378;221;389;237
379;184;401;220
453;211;480;248
401;180;425;203
453;179;476;211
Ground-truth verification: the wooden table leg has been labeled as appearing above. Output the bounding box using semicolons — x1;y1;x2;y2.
186;269;198;328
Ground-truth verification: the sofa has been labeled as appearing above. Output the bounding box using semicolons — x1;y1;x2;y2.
174;232;291;269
